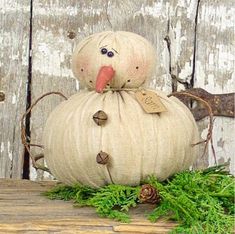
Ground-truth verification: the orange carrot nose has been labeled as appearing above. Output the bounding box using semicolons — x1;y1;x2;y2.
95;66;115;93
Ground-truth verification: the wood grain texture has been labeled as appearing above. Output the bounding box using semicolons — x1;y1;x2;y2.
0;179;176;233
193;0;235;173
0;1;30;178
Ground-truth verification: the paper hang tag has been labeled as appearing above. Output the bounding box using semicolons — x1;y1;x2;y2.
135;90;167;114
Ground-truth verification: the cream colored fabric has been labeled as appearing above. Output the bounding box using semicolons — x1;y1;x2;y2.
71;31;157;90
43;90;199;188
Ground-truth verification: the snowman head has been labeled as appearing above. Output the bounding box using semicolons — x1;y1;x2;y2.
72;31;156;92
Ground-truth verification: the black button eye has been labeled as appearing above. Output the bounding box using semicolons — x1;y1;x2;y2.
136;66;139;69
101;48;107;54
107;51;114;57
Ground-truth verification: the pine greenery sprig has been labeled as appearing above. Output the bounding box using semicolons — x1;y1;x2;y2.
145;164;234;233
44;183;140;222
43;164;235;233
85;184;141;222
44;183;96;201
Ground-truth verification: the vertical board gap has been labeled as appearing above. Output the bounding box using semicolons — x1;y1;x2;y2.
22;0;33;179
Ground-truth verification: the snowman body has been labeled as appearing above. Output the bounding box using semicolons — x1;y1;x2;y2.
43;90;199;187
43;31;199;187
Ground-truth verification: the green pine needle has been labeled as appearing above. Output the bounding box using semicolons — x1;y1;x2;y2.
86;184;141;222
44;183;140;222
43;183;96;201
145;164;235;233
43;164;235;233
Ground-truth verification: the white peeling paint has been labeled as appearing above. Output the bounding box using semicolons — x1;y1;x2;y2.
12;94;16;104
199;5;235;30
34;5;103;17
0;2;103;17
30;166;37;181
175;20;183;61
200;127;208;141
134;2;166;18
195;61;234;93
38;42;50;55
227;72;235;90
195;0;235;175
0;2;28;14
0;142;4;153
33;30;74;78
179;60;192;80
215;44;234;71
208;53;214;65
186;0;198;19
162;40;170;73
7;141;12;161
205;118;235;173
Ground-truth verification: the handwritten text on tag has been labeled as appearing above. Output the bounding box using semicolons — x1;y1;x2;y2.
135;90;167;114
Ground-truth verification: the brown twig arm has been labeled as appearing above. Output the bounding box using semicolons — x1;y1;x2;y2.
168;91;216;164
21;91;68;173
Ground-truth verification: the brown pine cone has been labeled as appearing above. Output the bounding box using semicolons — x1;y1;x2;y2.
139;184;161;204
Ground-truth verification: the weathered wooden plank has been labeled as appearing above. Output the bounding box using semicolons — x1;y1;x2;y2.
193;0;235;173
0;1;30;178
0;179;176;233
164;0;199;91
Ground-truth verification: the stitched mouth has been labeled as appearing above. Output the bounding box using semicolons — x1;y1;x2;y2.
121;82;126;89
121;79;131;89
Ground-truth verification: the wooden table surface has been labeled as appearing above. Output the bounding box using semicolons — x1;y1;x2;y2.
0;179;177;233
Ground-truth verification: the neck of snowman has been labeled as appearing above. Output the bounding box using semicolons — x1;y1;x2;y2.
87;86;145;93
